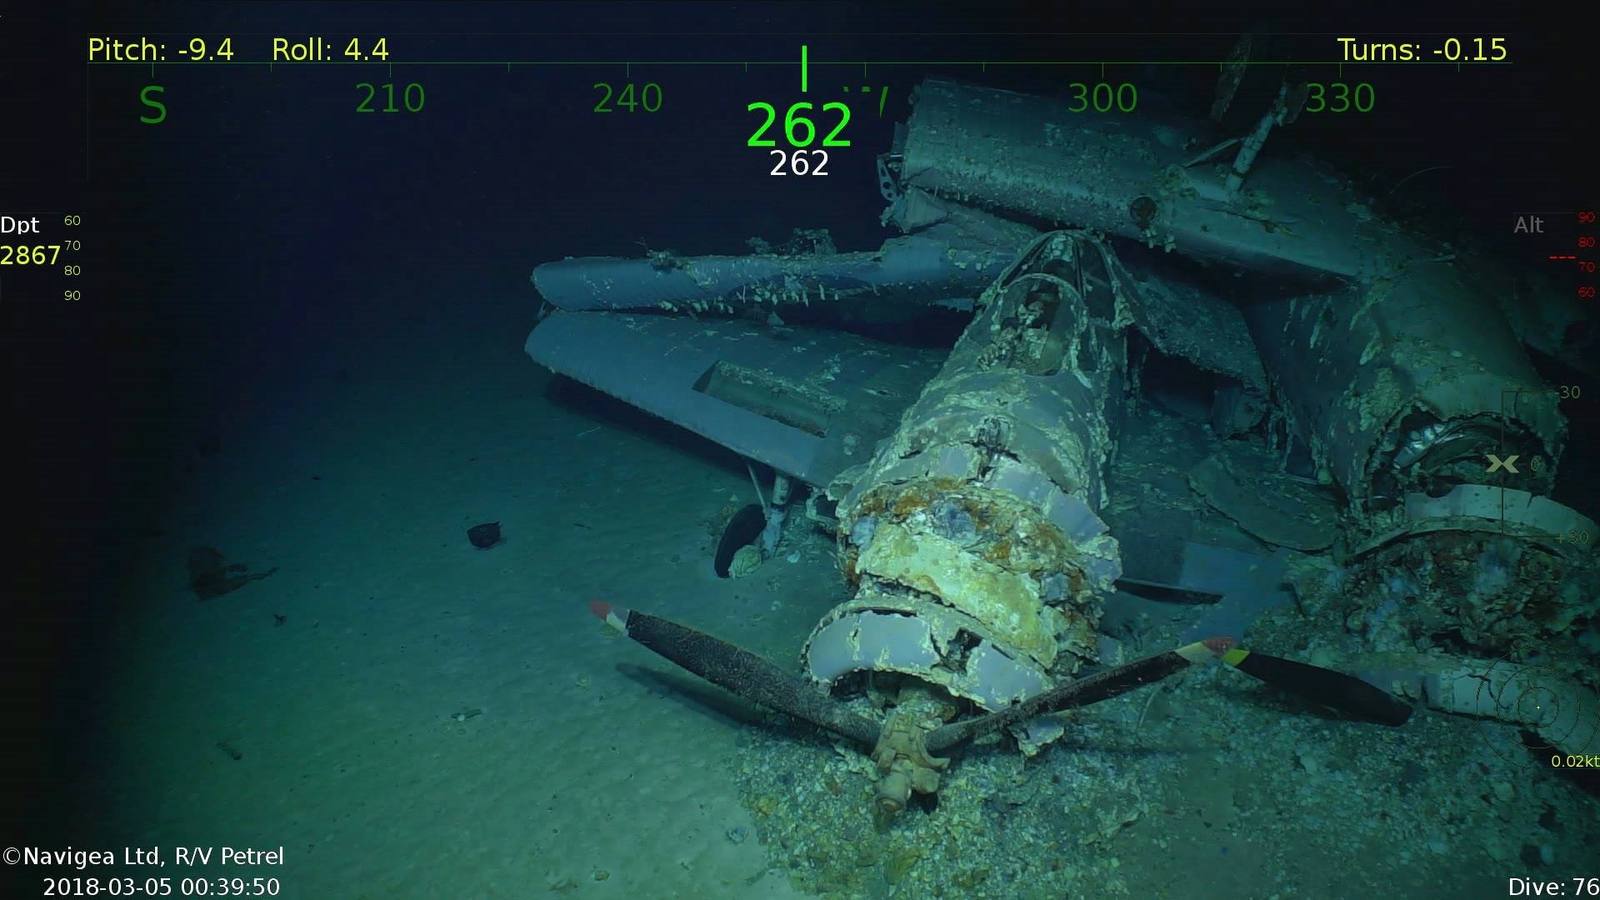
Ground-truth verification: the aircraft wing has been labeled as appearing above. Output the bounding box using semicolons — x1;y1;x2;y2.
526;311;943;487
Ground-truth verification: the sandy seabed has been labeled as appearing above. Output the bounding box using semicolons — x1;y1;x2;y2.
83;314;820;900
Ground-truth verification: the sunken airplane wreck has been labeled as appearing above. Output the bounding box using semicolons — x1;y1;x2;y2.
528;74;1600;827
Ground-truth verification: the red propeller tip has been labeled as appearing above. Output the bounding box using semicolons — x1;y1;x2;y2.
1202;635;1237;654
589;600;613;620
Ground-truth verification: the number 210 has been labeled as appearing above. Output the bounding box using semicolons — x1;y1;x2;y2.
356;82;424;113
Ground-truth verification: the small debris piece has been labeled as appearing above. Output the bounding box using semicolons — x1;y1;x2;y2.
467;522;502;549
188;547;277;601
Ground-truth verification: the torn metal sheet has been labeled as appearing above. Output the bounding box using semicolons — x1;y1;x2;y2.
1188;444;1340;551
525;311;941;486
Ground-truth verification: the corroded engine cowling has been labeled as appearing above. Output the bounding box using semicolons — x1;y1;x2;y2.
1242;260;1565;514
1333;486;1600;689
802;231;1129;710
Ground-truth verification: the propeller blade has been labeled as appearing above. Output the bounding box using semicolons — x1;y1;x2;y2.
1217;647;1413;726
927;637;1228;752
589;601;881;747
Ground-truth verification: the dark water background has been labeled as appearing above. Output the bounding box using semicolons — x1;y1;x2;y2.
3;0;1593;877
